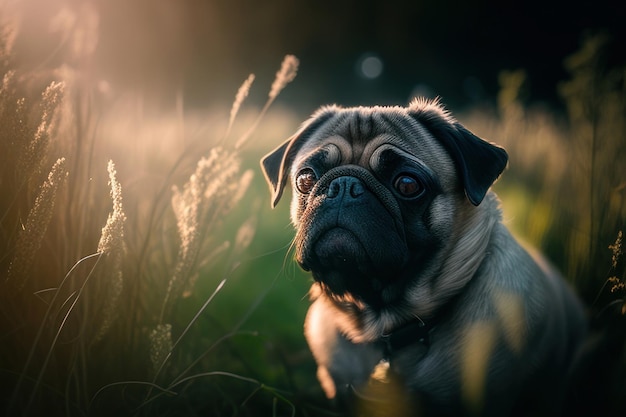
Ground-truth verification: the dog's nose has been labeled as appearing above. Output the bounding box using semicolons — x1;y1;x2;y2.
327;176;364;199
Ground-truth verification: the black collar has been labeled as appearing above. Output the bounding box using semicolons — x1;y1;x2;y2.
378;292;463;359
381;318;432;358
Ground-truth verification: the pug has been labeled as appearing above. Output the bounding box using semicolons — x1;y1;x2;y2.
260;98;586;416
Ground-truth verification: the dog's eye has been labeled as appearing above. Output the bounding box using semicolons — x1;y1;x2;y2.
394;174;424;198
296;169;318;194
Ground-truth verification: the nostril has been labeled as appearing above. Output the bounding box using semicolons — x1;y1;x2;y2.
328;181;341;198
350;182;364;198
326;176;364;200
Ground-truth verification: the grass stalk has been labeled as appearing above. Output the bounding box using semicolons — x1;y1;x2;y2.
8;252;102;415
235;55;299;149
23;253;103;416
148;278;227;397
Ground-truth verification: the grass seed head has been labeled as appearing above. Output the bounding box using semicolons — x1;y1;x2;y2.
269;55;299;100
149;323;173;374
94;160;127;342
227;73;255;136
7;158;68;288
609;230;623;269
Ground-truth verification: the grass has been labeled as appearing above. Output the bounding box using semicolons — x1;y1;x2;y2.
0;9;624;417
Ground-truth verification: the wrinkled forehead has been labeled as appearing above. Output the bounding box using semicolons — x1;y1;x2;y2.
293;107;455;179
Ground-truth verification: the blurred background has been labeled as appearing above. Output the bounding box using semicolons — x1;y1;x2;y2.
1;0;625;416
11;0;626;110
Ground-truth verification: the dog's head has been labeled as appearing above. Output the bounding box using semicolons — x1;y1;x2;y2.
261;98;508;311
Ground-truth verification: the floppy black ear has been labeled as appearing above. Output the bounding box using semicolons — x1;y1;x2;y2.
437;123;508;205
261;138;294;208
409;100;508;205
260;108;337;207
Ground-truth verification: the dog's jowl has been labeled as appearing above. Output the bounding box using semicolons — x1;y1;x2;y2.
261;98;586;416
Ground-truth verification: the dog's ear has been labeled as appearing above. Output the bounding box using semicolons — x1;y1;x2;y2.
261;139;292;208
438;123;508;206
261;108;337;207
408;99;508;206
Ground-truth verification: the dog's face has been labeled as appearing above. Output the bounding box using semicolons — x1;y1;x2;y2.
261;99;508;312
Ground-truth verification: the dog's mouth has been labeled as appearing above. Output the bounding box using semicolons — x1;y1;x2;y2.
298;227;378;302
312;228;367;271
297;224;407;306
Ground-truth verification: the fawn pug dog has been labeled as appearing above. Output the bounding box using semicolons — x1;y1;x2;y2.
261;99;586;416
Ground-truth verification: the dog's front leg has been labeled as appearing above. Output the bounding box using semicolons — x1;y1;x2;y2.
304;298;383;404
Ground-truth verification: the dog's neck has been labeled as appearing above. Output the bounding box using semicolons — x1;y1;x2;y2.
406;192;501;318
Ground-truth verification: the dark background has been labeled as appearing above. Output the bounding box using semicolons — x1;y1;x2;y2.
14;0;626;114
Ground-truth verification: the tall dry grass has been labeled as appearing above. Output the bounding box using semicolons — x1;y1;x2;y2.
463;34;626;298
0;12;303;415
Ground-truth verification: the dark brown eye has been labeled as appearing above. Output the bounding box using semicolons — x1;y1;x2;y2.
296;169;317;194
394;174;424;198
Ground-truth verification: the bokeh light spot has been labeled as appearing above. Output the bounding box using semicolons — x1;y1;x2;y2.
358;53;383;79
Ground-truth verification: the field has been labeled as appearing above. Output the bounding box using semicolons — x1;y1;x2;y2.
1;11;625;417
